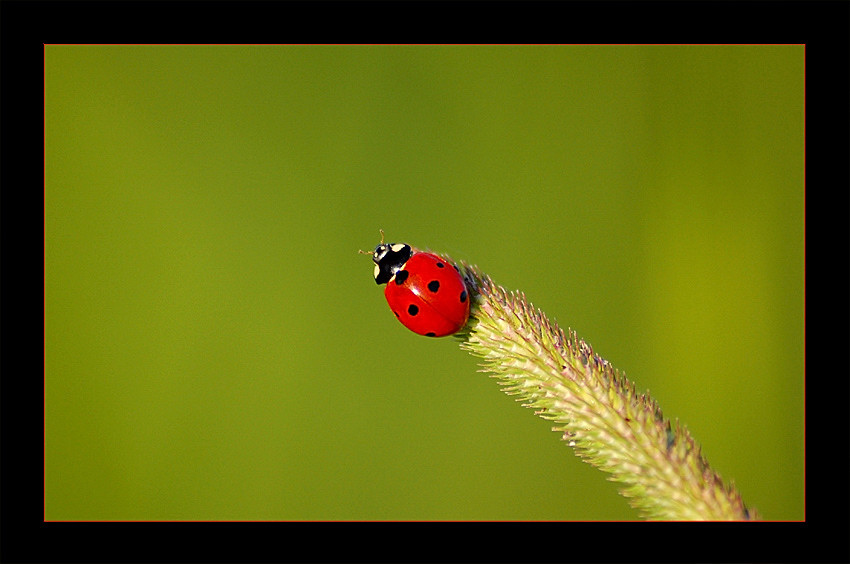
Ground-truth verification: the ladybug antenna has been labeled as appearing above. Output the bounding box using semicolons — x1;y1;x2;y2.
357;229;386;255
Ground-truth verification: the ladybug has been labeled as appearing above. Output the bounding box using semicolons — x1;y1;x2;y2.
367;235;470;337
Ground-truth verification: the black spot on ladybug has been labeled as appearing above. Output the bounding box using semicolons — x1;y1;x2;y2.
408;304;419;316
460;290;467;303
425;332;436;337
436;262;444;268
428;280;440;292
393;311;400;318
394;270;409;285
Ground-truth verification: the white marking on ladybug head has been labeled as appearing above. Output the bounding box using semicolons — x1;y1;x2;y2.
372;244;388;262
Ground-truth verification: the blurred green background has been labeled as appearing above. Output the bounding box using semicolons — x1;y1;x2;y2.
45;45;804;521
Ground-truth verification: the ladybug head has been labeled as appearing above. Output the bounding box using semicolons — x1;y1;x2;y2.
371;242;412;285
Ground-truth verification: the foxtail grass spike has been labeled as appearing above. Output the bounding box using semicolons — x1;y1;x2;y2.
441;255;758;521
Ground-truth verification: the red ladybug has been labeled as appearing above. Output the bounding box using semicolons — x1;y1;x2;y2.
368;237;470;337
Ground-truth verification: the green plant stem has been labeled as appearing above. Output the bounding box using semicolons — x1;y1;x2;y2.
446;256;758;521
